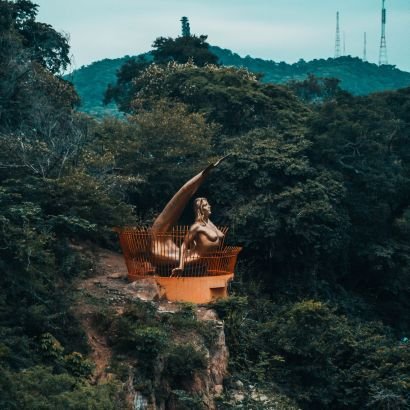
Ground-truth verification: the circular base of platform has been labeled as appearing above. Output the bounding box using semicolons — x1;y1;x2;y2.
153;274;234;304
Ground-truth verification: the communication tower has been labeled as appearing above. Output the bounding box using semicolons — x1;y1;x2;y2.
363;32;367;62
334;11;341;58
343;31;346;55
378;0;388;65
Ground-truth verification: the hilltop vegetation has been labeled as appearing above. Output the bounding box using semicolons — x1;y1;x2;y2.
211;46;410;94
2;2;410;408
66;44;410;117
64;57;131;117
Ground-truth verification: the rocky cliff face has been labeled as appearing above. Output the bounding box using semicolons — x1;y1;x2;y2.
188;308;229;410
72;246;230;410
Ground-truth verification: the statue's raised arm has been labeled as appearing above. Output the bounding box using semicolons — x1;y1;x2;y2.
151;155;228;234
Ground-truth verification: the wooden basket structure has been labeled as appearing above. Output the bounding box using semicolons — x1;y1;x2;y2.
115;226;242;282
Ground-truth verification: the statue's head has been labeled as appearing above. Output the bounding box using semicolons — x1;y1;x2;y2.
194;197;211;223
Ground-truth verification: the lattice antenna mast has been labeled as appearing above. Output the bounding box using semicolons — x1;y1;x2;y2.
180;16;191;37
334;11;341;58
343;31;346;55
379;0;388;65
363;32;367;62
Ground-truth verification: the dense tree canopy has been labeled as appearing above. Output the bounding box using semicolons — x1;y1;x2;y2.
104;50;410;336
2;1;410;408
0;2;133;407
104;33;218;113
126;61;310;138
103;54;151;113
0;0;70;74
103;52;410;408
151;34;218;66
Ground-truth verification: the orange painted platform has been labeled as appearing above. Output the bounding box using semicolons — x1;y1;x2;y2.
155;274;234;304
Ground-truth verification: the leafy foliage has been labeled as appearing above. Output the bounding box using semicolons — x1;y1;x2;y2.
214;297;410;409
307;87;410;327
164;344;207;383
2;2;410;408
0;1;133;406
212;47;410;95
152;34;218;67
3;0;70;74
102;301;213;407
126;61;309;138
169;389;205;410
0;366;120;410
103;54;151;113
103;33;217;113
288;73;344;103
66;47;410;117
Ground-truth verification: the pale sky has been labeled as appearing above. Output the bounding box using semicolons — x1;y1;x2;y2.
35;0;410;72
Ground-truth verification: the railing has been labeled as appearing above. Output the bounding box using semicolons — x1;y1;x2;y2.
115;226;241;280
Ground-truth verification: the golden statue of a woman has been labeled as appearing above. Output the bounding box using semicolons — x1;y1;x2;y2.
150;157;227;273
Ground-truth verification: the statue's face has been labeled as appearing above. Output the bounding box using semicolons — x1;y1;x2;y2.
202;200;211;217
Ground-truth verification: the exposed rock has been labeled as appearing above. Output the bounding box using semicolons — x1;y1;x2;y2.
225;385;301;409
251;391;269;402
233;392;245;402
197;307;218;321
214;384;223;396
235;379;244;389
73;245;231;410
157;302;179;314
107;272;125;279
127;278;161;301
209;325;229;388
133;391;149;410
185;308;230;409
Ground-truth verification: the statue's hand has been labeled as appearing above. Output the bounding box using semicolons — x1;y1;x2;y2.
171;267;183;277
212;154;230;168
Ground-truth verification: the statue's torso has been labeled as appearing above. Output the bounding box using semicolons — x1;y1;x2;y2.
194;223;224;255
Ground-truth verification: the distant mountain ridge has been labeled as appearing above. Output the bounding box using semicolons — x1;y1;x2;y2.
210;46;410;94
65;46;410;117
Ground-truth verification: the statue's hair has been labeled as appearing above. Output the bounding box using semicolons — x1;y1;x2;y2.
194;197;208;225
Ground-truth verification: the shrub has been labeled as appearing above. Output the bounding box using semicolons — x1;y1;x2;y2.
0;365;121;410
169;389;205;410
164;344;207;387
219;297;410;409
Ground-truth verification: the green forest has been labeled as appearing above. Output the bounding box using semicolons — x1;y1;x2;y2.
1;1;409;409
66;47;410;118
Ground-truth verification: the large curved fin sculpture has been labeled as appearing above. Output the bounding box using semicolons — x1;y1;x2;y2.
151;156;228;234
150;157;228;266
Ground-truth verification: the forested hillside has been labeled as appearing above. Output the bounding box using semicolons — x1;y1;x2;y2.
65;57;129;117
211;46;410;94
2;2;410;409
66;44;410;117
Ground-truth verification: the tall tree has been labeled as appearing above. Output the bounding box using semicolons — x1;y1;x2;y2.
128;62;309;137
151;34;218;67
104;55;151;112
